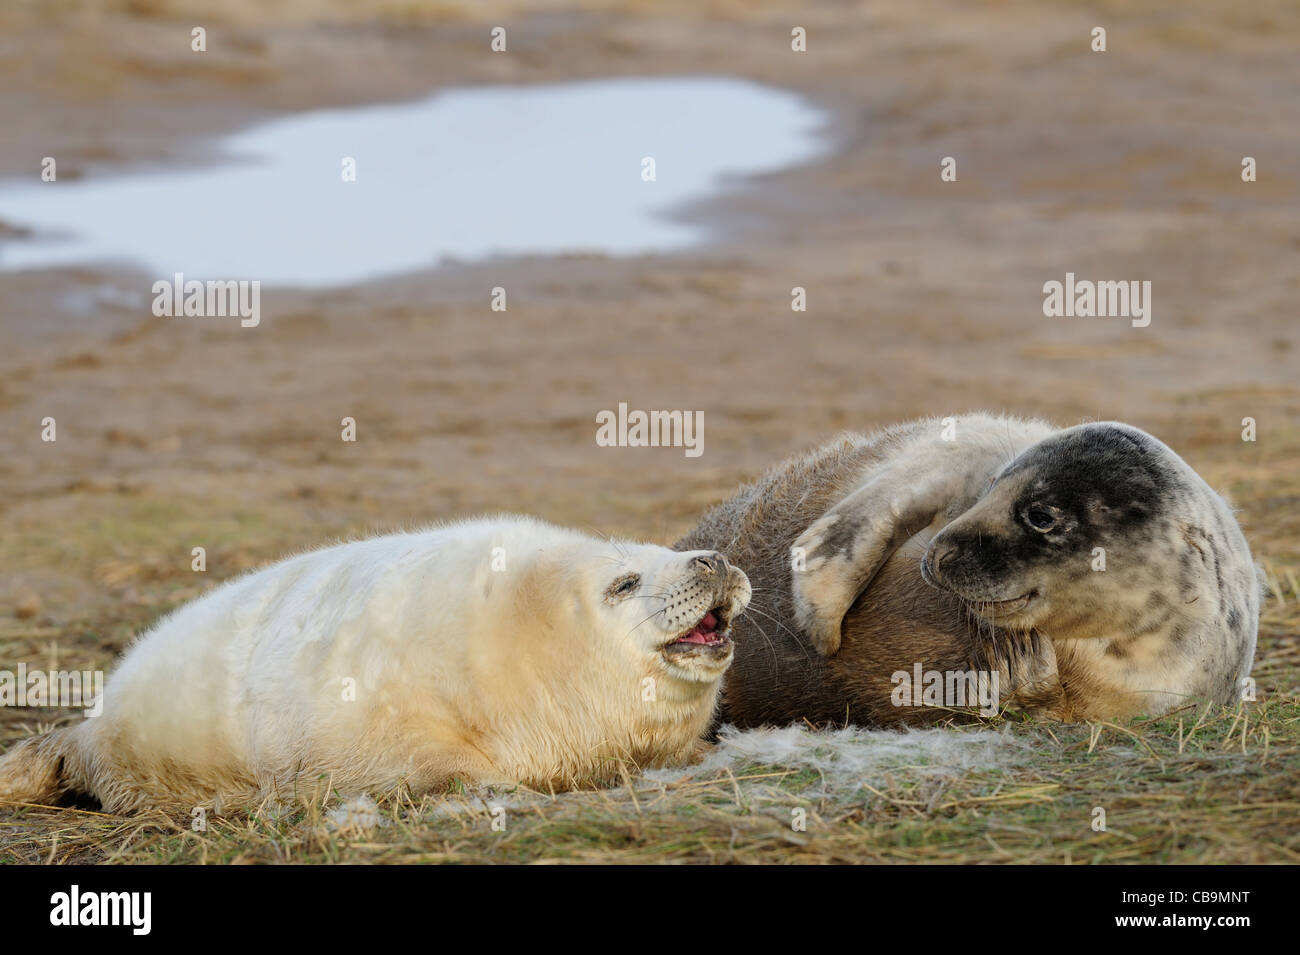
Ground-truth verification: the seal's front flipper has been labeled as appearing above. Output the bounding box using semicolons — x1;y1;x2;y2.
790;416;1050;657
792;474;961;655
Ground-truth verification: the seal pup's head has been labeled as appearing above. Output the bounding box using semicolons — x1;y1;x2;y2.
598;547;752;684
482;528;751;783
919;422;1258;694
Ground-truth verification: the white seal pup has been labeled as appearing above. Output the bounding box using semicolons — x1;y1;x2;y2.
0;517;751;813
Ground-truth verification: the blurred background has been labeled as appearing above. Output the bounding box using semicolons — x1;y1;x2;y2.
0;1;1296;698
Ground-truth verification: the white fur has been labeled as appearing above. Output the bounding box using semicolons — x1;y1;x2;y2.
1;516;750;813
326;795;388;833
426;724;1038;818
649;724;1035;795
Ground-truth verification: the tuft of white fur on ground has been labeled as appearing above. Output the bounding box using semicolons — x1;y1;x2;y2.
326;794;389;833
644;724;1037;796
423;792;535;820
416;725;1038;818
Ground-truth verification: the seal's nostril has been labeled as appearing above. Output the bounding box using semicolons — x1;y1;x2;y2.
924;540;955;579
693;555;716;574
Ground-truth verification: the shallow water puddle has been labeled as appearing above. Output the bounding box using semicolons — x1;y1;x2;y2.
0;76;829;288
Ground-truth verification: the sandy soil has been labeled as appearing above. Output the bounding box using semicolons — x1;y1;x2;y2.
1;0;1297;699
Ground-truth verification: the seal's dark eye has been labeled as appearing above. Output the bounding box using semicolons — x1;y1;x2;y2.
1024;505;1058;532
607;574;640;599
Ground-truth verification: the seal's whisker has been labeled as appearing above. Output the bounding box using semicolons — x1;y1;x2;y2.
742;602;802;641
625;606;671;637
741;602;813;663
738;613;782;669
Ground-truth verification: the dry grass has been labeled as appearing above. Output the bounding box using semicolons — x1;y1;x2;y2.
2;699;1296;864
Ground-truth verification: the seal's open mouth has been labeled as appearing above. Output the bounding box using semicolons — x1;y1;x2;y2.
663;607;733;653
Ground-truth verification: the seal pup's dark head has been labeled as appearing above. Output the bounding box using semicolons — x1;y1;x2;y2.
920;422;1257;687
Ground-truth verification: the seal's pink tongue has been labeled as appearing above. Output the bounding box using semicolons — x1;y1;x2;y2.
677;612;720;645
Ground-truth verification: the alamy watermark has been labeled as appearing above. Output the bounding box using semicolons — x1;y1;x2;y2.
152;272;260;327
1043;272;1151;328
0;664;103;717
595;402;703;458
891;663;999;717
49;885;150;935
